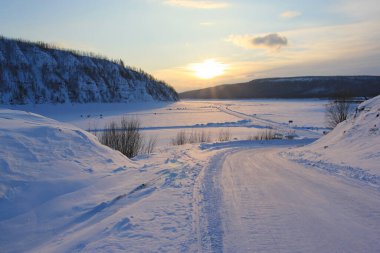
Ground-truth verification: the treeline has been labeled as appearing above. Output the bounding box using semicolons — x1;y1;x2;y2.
180;76;380;99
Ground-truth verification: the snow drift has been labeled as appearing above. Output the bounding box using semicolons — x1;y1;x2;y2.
0;109;134;221
285;95;380;185
0;109;207;252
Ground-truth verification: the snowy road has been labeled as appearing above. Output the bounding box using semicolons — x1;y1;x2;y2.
201;147;380;253
2;98;380;252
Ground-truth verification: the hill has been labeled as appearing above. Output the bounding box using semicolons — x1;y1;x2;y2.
180;76;380;99
0;108;205;252
0;36;178;104
285;95;380;182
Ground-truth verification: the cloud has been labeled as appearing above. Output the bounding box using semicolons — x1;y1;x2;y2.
163;0;229;9
155;21;380;92
226;33;288;50
200;22;215;26
280;11;301;19
252;33;288;48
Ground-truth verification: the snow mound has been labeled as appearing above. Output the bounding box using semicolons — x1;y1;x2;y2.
285;95;380;185
0;109;210;253
0;109;133;220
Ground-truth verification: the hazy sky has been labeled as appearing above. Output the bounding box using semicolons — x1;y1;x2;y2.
1;0;379;91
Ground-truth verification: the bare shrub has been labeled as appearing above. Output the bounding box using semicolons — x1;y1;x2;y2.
100;121;119;149
188;129;197;144
100;118;143;158
141;135;157;155
247;129;280;140
171;130;188;145
199;130;212;143
325;98;352;128
172;129;212;145
284;130;297;140
218;128;231;142
188;129;212;143
86;119;99;137
247;135;258;141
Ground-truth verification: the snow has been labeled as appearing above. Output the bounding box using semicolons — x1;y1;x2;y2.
0;109;134;220
1;97;380;252
226;99;327;129
0;109;211;252
213;148;380;253
284;95;380;188
0;37;178;104
2;99;328;147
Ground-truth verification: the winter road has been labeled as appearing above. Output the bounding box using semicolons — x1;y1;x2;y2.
201;147;380;253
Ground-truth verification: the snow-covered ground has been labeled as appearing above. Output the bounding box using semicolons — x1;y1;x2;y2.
0;109;212;252
209;148;380;253
2;99;328;146
283;96;380;186
1;98;380;252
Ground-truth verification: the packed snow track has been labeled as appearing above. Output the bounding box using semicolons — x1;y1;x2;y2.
200;147;380;253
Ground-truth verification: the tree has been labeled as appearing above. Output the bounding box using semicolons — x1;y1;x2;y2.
325;97;351;128
119;59;125;68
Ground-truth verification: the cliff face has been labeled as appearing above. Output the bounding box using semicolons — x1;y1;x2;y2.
180;76;380;99
0;36;178;104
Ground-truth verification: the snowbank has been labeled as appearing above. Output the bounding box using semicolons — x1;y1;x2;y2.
285;95;380;186
0;109;209;252
0;109;134;220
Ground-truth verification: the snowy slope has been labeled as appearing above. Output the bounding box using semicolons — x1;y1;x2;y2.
0;109;140;252
0;109;210;252
0;109;135;220
0;36;178;104
285;95;380;186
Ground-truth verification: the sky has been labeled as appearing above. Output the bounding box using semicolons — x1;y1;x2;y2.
0;0;379;92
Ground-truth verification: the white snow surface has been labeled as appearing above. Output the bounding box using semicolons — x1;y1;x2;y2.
0;109;216;252
284;95;380;186
2;99;329;147
213;148;380;253
1;97;380;252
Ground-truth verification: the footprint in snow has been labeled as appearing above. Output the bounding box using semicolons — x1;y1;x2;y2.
84;168;94;173
112;166;126;173
113;217;135;231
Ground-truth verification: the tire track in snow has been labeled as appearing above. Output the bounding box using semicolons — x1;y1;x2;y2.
217;105;321;138
213;147;380;252
196;140;315;252
197;150;233;253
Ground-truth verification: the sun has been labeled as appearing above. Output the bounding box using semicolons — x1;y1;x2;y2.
191;59;227;79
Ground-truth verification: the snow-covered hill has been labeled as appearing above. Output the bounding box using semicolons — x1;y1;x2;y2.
285;95;380;186
0;109;207;252
0;36;178;104
0;109;135;221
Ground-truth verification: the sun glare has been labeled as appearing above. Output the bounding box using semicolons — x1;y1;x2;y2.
191;59;227;79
